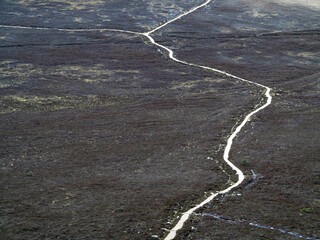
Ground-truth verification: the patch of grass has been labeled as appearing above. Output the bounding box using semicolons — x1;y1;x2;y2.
300;208;313;213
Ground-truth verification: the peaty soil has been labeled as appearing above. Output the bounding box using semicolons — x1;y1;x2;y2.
1;0;320;239
0;25;260;240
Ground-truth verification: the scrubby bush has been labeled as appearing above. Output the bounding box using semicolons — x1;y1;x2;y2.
241;159;248;166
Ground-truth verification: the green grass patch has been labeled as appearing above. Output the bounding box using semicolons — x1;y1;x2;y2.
300;208;313;213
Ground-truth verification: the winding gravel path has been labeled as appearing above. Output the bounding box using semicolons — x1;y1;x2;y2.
142;1;272;239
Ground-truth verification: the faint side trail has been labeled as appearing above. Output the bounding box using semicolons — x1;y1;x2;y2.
0;24;139;35
198;213;319;240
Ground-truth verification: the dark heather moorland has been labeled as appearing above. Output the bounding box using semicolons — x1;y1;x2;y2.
0;0;319;239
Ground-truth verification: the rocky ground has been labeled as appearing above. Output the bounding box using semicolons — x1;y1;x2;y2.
0;0;319;239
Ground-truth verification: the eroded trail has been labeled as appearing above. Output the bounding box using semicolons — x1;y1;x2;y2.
144;31;271;240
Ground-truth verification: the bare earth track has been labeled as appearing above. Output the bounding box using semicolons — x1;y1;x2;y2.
0;0;319;239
